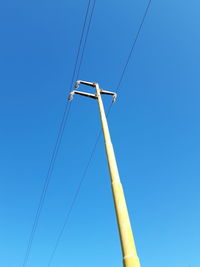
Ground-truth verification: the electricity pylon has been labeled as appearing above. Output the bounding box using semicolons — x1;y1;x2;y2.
68;81;140;267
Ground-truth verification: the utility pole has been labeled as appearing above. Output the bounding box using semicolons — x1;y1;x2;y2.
68;80;140;267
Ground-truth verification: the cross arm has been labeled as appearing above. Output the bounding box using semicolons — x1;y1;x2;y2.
68;90;97;101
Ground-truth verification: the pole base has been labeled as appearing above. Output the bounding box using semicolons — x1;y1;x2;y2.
123;255;140;267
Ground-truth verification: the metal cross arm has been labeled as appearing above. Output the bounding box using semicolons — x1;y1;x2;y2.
100;89;117;102
68;90;97;101
75;80;96;89
68;80;117;103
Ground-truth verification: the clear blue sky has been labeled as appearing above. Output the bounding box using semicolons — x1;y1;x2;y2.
0;0;200;266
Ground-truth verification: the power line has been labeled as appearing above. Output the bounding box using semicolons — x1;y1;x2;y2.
46;2;98;264
22;102;71;267
75;0;97;81
107;0;152;116
44;0;152;264
116;0;152;93
108;0;152;114
45;103;114;266
46;132;101;266
22;1;94;266
69;0;93;92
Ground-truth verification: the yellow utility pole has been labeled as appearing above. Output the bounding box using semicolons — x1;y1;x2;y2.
68;80;140;267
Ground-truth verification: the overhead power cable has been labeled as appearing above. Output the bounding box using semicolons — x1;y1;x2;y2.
45;0;152;264
46;1;97;265
22;101;71;267
46;132;100;267
21;1;95;266
75;0;97;81
69;0;93;92
116;0;152;93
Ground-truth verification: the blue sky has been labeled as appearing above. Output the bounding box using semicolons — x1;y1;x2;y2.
0;0;200;266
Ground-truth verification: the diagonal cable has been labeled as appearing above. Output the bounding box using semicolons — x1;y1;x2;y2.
75;0;97;81
68;0;92;92
116;0;152;93
46;1;98;263
22;1;93;266
46;131;100;266
22;102;71;267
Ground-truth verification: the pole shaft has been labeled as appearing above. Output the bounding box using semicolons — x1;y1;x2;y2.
96;85;140;267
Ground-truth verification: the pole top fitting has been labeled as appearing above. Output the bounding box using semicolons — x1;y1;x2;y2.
67;80;117;103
